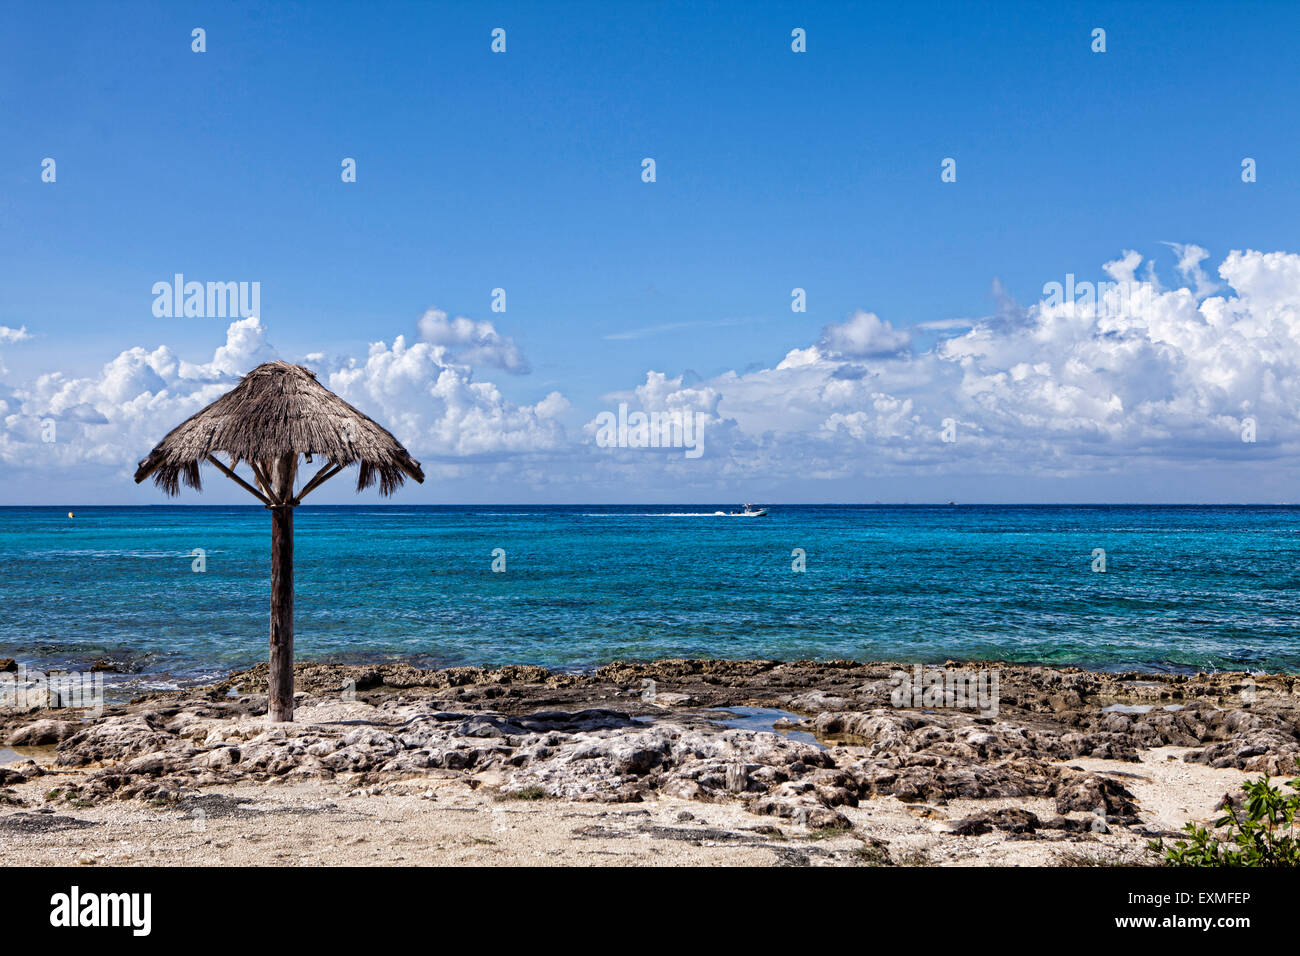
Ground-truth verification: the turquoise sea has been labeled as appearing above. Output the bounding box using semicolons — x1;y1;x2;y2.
1;505;1297;692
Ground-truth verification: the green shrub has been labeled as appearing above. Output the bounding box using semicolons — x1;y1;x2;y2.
1151;762;1300;867
494;786;547;801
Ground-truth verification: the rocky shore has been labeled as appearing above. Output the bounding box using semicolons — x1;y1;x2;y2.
1;658;1297;866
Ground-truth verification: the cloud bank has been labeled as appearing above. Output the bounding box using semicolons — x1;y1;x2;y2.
581;248;1300;485
0;314;564;486
2;248;1297;499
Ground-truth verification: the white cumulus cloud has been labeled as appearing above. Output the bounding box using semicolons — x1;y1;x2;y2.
4;248;1299;500
583;247;1300;486
0;315;565;487
324;334;566;461
416;308;530;374
819;310;912;358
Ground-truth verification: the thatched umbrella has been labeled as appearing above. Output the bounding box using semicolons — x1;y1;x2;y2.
134;361;424;721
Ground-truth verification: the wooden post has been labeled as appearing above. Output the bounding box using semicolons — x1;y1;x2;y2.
267;454;297;722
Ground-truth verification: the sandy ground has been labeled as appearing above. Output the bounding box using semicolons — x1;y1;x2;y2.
0;744;1256;867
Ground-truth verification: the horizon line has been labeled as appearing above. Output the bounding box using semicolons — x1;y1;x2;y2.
5;502;1296;509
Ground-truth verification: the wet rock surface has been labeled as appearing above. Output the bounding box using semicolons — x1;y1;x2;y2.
1;658;1296;844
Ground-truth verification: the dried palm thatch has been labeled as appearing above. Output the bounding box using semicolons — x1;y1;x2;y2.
134;361;424;499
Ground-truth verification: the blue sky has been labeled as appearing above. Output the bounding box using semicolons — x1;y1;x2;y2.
3;1;1300;504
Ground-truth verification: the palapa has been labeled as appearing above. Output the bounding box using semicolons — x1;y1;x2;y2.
135;361;424;721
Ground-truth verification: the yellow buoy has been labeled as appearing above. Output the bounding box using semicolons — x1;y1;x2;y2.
68;512;75;519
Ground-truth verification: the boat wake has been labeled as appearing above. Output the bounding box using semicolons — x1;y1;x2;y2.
580;511;767;517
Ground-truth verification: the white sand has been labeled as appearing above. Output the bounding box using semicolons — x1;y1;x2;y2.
0;744;1263;867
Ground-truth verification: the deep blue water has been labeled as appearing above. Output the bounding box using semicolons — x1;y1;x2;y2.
1;505;1298;691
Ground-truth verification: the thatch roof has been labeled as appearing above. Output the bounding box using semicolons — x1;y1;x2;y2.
134;361;424;497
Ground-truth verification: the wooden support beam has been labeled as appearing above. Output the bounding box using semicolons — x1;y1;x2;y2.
268;500;294;721
204;454;273;506
267;453;298;722
292;461;344;505
248;459;277;504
